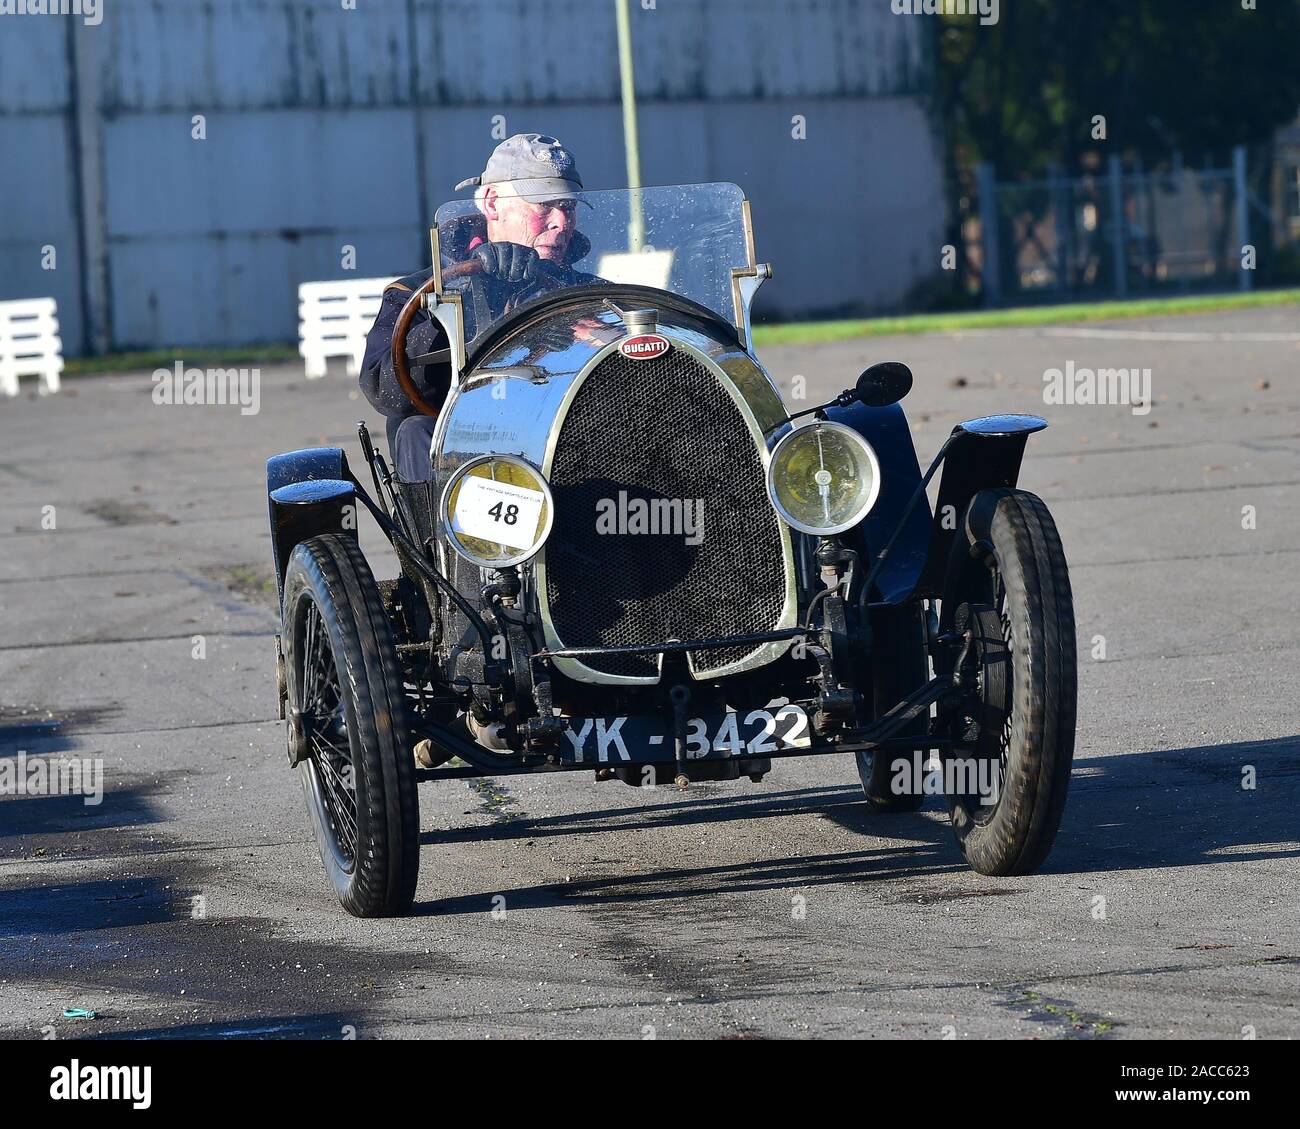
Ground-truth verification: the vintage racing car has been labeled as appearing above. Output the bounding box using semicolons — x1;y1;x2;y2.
266;182;1076;916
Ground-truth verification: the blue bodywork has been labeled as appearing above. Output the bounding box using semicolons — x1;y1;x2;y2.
824;400;931;604
825;403;1037;603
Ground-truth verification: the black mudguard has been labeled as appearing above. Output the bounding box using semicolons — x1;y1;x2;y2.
823;400;931;604
266;448;357;609
915;430;1031;598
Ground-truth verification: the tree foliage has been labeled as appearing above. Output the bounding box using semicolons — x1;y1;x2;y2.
939;1;1300;176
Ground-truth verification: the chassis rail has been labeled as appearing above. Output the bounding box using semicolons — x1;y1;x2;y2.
410;672;955;782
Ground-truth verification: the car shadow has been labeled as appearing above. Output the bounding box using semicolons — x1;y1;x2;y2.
0;875;199;938
1043;733;1300;875
0;703;176;849
419;783;906;844
0;785;172;843
87;1013;358;1040
411;843;967;918
0;864;463;1040
412;734;1300;914
0;704;121;757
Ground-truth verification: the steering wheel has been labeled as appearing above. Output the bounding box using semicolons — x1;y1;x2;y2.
390;255;568;418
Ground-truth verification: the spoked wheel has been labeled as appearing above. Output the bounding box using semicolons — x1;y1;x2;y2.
940;490;1076;876
295;598;359;869
283;534;419;916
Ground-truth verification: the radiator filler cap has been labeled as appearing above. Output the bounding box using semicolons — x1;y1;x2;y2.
621;308;658;335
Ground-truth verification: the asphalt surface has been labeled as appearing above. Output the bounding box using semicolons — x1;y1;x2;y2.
1;306;1297;1040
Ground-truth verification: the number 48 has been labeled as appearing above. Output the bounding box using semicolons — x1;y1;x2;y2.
488;501;519;526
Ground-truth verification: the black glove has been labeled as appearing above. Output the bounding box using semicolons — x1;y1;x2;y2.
471;241;541;283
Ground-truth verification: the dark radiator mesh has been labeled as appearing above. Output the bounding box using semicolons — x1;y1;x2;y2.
545;345;788;678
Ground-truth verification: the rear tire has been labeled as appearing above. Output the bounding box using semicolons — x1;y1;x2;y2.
856;602;929;812
941;490;1076;876
282;534;419;916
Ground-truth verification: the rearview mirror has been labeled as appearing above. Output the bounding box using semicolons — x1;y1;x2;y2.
773;359;916;433
855;361;913;407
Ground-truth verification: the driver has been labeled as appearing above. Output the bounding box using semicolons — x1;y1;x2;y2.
359;133;600;480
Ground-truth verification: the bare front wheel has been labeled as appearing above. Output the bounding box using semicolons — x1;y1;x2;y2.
283;534;419;916
941;490;1076;876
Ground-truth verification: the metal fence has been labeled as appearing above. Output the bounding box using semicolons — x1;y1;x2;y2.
978;148;1252;304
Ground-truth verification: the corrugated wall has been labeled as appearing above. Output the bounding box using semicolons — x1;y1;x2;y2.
1;19;86;352
0;0;944;355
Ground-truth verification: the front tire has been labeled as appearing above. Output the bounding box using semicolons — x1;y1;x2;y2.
941;490;1076;876
282;534;419;916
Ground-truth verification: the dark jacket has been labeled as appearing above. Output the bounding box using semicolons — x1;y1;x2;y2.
358;265;443;431
359;214;600;442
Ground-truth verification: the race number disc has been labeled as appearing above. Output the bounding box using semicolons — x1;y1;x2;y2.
453;475;546;552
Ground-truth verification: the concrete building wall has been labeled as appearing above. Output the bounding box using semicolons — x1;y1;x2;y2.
0;0;945;355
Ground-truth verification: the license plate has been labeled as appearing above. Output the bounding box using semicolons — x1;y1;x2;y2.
560;704;811;765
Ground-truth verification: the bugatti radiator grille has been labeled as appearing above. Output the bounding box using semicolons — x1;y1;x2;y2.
544;344;789;679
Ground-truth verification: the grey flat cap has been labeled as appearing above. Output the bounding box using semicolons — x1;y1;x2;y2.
455;133;585;199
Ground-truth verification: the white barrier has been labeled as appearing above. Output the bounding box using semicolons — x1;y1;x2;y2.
297;277;394;380
0;298;63;397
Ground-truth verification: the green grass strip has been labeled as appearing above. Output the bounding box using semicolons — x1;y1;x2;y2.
750;287;1300;347
58;287;1300;373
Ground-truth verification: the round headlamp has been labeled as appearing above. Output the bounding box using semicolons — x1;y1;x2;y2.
440;454;554;569
766;420;881;536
